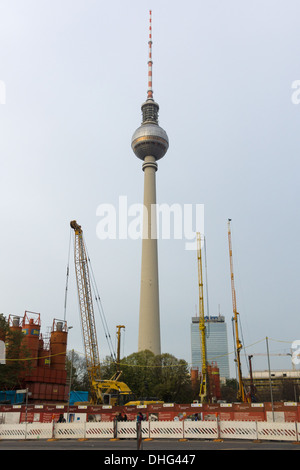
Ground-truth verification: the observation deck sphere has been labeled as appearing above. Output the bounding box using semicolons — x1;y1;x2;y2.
131;123;169;161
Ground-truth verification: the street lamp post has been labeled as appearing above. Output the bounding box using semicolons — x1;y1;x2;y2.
67;348;74;423
266;337;275;422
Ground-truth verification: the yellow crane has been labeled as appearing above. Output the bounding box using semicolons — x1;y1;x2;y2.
227;219;248;402
70;220;133;405
197;232;208;402
116;325;125;375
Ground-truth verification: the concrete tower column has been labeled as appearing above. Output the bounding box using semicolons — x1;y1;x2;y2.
138;156;160;354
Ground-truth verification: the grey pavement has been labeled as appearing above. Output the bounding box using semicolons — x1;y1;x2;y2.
0;438;299;452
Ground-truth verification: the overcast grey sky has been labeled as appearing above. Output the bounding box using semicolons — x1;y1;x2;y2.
0;0;299;378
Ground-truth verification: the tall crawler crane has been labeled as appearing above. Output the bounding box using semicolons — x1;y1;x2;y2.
227;219;248;402
70;220;132;405
197;232;208;402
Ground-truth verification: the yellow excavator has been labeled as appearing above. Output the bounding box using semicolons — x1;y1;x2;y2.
70;220;134;406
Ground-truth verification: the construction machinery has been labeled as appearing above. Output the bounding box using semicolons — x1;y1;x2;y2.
197;232;208;402
70;220;133;405
227;219;249;402
248;355;257;402
116;325;125;376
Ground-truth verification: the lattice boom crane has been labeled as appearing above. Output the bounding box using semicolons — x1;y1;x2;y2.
70;220;101;403
227;219;248;403
70;220;132;405
197;233;208;402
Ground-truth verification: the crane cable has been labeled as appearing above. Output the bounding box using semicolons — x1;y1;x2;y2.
83;238;116;363
66;229;117;363
63;227;72;322
203;236;210;339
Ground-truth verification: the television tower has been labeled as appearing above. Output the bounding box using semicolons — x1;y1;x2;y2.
131;10;169;355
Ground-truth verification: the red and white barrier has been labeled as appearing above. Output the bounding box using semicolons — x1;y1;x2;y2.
1;420;300;442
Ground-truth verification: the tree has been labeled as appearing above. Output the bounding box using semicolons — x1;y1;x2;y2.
220;378;240;402
118;350;158;399
118;350;193;403
69;348;195;403
151;354;194;403
66;350;89;391
0;314;32;390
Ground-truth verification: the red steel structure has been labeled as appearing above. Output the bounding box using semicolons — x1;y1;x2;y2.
4;312;69;402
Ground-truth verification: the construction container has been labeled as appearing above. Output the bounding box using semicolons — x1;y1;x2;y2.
8;315;22;333
21;311;41;367
50;320;68;371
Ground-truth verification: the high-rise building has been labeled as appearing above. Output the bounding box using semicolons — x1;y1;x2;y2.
191;315;230;380
131;11;169;355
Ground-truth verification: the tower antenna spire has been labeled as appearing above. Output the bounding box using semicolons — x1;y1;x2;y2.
147;9;153;100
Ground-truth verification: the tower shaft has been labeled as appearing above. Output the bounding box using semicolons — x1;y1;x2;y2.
138;156;160;355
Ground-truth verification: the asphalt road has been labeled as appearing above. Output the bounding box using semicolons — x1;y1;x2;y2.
0;438;299;453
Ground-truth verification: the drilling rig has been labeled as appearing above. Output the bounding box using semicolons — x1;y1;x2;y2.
116;325;125;376
70;220;133;405
197;233;209;402
227;219;249;402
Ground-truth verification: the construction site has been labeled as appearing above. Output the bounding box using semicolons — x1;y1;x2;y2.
0;217;299;426
1;221;220;408
0;9;299;431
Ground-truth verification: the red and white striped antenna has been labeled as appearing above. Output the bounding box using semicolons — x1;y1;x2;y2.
147;10;153;100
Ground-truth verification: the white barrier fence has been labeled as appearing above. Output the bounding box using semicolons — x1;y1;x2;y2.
0;420;300;442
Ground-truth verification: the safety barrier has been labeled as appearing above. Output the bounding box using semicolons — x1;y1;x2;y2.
0;422;53;440
1;420;300;442
183;420;219;440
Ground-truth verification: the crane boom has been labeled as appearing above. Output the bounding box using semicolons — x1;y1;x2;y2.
70;220;101;402
227;219;247;402
197;233;208;402
70;220;132;405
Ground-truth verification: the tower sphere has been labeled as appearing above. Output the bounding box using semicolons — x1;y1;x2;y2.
131;121;169;161
131;99;169;161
